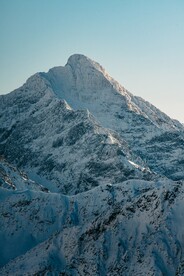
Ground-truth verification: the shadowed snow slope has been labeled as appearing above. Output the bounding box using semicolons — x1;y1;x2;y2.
0;54;184;275
1;178;184;275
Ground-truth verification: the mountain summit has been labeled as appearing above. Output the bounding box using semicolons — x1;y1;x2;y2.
0;55;184;275
66;54;104;72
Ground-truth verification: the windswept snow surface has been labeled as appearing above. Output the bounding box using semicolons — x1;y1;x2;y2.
0;54;184;275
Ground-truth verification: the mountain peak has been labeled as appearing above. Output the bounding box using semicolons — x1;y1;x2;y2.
46;53;114;103
67;54;90;65
66;54;106;76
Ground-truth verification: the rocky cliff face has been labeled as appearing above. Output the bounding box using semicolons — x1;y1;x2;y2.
0;54;184;275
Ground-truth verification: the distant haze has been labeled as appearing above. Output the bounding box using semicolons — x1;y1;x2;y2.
0;0;184;123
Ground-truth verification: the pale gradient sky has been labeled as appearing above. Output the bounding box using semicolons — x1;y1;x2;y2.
0;0;184;122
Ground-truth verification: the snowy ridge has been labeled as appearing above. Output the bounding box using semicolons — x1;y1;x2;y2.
0;54;184;275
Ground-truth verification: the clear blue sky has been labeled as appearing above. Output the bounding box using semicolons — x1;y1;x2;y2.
0;0;184;122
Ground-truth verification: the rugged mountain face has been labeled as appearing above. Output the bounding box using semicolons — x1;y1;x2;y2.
44;54;184;181
0;54;184;275
0;72;154;195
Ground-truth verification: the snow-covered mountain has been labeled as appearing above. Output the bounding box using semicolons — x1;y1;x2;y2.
0;54;184;275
